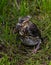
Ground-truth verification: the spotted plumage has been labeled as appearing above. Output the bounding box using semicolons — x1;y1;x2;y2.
14;16;43;53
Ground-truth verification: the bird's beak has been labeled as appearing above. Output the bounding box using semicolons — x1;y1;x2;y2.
13;28;17;34
13;24;21;34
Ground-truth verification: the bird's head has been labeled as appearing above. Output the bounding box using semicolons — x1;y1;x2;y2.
13;15;31;33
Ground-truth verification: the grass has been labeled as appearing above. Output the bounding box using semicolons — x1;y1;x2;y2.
0;53;10;65
0;0;51;65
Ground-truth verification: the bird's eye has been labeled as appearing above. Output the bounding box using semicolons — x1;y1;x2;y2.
19;19;24;23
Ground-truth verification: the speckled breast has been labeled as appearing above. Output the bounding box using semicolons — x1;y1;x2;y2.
20;36;41;46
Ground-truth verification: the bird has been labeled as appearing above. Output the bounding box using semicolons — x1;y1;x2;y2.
14;15;43;53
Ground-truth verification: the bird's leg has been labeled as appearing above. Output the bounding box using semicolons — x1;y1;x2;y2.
32;42;41;53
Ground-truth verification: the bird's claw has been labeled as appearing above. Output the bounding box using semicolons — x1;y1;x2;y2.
32;49;37;54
